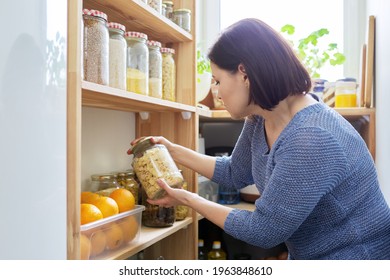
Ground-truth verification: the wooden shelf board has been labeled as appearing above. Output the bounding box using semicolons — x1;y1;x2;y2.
83;0;192;43
82;81;196;113
97;217;193;260
198;107;376;120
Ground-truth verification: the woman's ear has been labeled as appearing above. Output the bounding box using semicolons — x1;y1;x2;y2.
238;64;247;81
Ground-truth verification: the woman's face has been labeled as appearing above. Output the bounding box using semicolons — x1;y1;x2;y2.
211;63;251;119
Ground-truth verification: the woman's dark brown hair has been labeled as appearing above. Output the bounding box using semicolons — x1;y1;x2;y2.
208;18;312;110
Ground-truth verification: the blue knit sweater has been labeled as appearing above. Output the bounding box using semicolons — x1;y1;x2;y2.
212;102;390;260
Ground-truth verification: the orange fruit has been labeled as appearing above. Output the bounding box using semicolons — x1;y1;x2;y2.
81;191;100;203
80;234;91;260
89;229;107;257
109;188;135;213
119;215;139;243
105;223;124;250
92;196;119;218
80;203;103;225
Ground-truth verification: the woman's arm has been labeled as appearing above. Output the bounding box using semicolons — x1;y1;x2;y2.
149;179;233;229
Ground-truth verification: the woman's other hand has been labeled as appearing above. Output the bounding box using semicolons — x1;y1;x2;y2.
147;178;191;208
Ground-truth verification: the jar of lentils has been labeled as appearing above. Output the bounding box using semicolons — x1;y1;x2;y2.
173;9;191;32
161;47;176;101
125;31;149;95
108;22;127;90
147;40;162;99
147;0;162;14
82;9;109;85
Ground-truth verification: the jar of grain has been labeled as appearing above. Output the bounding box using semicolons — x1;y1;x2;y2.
173;9;191;32
147;0;162;14
108;22;127;90
161;47;176;101
125;31;149;95
162;1;174;20
130;137;183;200
147;40;162;99
82;9;109;85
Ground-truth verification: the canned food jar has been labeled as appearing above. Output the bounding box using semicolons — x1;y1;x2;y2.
173;9;191;32
147;0;162;14
162;1;174;20
147;40;162;98
90;174;121;193
335;78;357;107
125;31;149;95
131;137;183;199
83;9;109;85
108;22;127;90
161;47;176;101
141;187;175;227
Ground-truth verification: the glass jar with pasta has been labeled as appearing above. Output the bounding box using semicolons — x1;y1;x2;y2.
161;47;176;101
130;137;183;200
147;40;162;99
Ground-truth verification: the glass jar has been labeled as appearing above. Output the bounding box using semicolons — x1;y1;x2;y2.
131;137;183;200
141;187;175;227
162;1;174;20
173;9;191;32
82;9;109;85
161;3;167;17
90;173;121;193
108;22;127;90
161;47;176;101
175;181;188;221
335;78;357;107
125;31;149;95
124;177;140;204
147;40;162;99
147;0;162;14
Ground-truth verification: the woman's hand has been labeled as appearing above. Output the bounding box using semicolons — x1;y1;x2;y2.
127;136;174;155
147;179;192;208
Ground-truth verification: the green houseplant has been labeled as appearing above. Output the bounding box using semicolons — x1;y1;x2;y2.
280;24;346;78
196;49;212;103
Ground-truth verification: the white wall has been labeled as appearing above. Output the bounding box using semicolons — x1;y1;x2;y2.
81;108;136;190
366;0;390;204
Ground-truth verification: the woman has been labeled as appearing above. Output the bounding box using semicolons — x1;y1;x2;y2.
129;18;390;259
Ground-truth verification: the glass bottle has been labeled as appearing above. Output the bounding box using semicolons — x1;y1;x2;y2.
108;22;127;90
141;187;175;227
82;9;109;85
131;137;183;200
147;40;163;99
90;174;121;193
161;47;176;101
173;9;191;32
198;239;207;260
208;241;226;260
125;31;149;95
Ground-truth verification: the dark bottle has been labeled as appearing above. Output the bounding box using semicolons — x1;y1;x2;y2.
198;239;207;260
208;241;226;260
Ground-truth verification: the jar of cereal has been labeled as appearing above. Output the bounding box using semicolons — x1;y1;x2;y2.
125;31;149;95
108;22;126;90
130;137;183;200
82;9;109;85
162;1;174;20
161;47;176;101
147;40;162;99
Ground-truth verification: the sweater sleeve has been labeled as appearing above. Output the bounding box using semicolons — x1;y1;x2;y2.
211;118;257;189
224;127;348;248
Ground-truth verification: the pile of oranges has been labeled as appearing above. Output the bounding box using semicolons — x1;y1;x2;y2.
79;188;138;260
